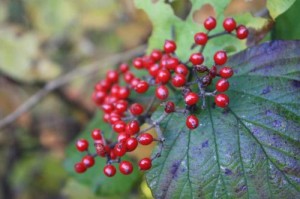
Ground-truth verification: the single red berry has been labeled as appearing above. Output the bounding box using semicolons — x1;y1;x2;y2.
155;85;169;100
119;63;129;73
101;103;114;113
138;158;152;171
151;49;163;61
118;132;130;143
172;74;186;87
204;16;217;30
164;40;177;53
74;162;87;173
91;129;102;140
114;143;127;157
186;115;199;129
97;79;111;92
236;25;248;39
216;78;230;92
215;93;229;108
134;80;149;93
130;78;140;88
148;63;161;77
214;50;227;65
175;64;188;76
125;137;138;152
106;70;119;84
124;71;135;83
119;161;133;175
142;56;155;69
194;32;208;45
76;139;89;152
166;57;179;70
81;155;95;168
189;53;204;65
133;57;144;69
138;133;153;145
114;100;128;114
219;66;233;78
223;17;236;32
103;164;116;177
117;87;130;99
164;101;175;113
113;120;127;133
184;92;199;106
109;113;121;124
92;90;106;106
126;120;140;135
156;69;171;84
130;103;144;116
103;113;110;123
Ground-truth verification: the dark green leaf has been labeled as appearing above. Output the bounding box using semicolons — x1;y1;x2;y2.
146;41;300;198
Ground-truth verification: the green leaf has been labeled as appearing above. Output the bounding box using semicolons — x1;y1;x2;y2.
267;0;296;19
64;111;141;196
146;41;300;198
134;0;270;65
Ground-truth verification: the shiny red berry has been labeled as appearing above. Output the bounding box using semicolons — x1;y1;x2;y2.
189;53;204;65
76;139;89;152
117;87;130;99
92;90;106;105
155;85;169;100
91;129;102;140
113;120;126;133
124;72;135;83
118;132;130;143
214;51;227;65
148;63;161;77
215;93;229;108
223;18;236;32
219;66;233;78
186;115;199;129
126;120;140;135
184;92;199;106
156;69;171;84
138;133;153;145
126;137;138;152
164;40;177;53
172;74;186;87
138;158;152;171
103;164;116;177
166;57;179;70
114;100;128;114
175;64;188;76
236;25;248;39
119;161;133;175
204;16;217;30
194;32;208;45
114;143;127;157
151;49;163;61
164;101;175;113
133;57;144;69
119;63;129;73
216;78;230;92
134;81;149;93
130;103;144;116
106;70;119;83
81;155;95;168
74;162;87;173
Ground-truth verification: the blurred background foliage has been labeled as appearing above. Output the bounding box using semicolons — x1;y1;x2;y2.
0;0;299;199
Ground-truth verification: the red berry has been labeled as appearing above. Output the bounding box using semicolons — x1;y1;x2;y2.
76;139;89;152
103;164;116;177
130;78;140;88
81;155;95;168
155;85;169;100
92;90;106;105
106;70;119;83
138;158;152;171
223;18;236;32
97;79;111;91
142;56;155;69
184;92;199;106
101;103;114;113
151;49;163;61
134;81;149;93
138;133;153;145
91;129;102;140
215;93;229;108
114;100;128;114
148;63;161;77
114;143;127;157
164;40;177;53
214;50;227;65
118;132;130;143
110;150;117;160
119;161;133;175
216;78;230;92
194;32;208;45
124;72;134;83
189;53;204;65
130;103;144;116
166;57;179;70
74;162;87;173
109;113;121;124
133;57;144;69
126;137;138;152
219;66;233;78
164;101;175;113
236;25;248;39
171;74;186;87
156;69;171;84
119;63;129;73
126;120;140;135
113;120;126;133
186;115;199;129
117;87;130;99
175;64;188;76
204;16;217;30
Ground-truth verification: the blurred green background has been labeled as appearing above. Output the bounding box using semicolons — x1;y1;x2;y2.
0;0;299;199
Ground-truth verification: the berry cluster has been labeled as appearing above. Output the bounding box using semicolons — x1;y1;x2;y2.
74;17;248;177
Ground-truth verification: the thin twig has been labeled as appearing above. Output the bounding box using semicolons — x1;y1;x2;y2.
0;45;147;130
